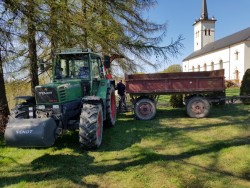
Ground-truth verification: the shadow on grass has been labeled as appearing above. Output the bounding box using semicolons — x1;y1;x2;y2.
0;135;249;187
156;102;250;119
210;103;250;117
0;104;249;187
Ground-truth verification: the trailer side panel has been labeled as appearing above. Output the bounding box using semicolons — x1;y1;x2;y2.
126;70;225;95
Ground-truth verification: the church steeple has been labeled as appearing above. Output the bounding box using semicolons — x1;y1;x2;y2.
193;0;216;51
201;0;208;20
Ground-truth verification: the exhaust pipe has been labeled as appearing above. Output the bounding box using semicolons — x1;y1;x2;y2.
4;118;57;147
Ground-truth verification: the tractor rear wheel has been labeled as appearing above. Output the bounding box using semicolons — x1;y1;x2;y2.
186;97;210;118
104;86;116;127
79;103;103;149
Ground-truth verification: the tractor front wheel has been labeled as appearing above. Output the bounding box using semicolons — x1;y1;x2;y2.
79;103;103;149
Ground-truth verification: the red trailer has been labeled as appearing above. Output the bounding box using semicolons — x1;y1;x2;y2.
125;69;226;120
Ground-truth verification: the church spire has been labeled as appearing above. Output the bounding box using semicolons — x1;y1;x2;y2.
193;0;216;51
200;0;208;20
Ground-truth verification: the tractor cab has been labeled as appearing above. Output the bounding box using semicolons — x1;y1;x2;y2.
53;48;105;81
52;48;108;97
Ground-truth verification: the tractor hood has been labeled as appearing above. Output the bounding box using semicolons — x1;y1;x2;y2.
35;80;85;105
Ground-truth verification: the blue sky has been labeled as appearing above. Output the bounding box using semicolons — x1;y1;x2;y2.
144;0;250;72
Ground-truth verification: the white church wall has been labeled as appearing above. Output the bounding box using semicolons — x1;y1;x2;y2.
194;22;202;51
183;42;247;81
229;43;245;82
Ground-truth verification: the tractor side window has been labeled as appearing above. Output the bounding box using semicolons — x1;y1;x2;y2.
91;56;101;79
55;59;67;78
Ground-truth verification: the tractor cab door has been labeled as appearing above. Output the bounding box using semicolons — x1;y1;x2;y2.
90;55;102;95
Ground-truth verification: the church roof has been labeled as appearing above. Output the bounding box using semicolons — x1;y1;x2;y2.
183;27;250;61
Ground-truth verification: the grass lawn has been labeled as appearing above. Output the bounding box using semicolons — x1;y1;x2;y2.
1;88;250;188
226;87;240;96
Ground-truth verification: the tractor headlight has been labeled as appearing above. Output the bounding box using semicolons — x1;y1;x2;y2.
37;105;45;110
53;105;60;109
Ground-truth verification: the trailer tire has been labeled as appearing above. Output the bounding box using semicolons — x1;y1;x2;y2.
79;103;103;149
186;97;210;118
134;98;156;120
104;86;116;127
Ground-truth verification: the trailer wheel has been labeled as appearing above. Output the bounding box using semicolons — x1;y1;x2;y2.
186;97;210;118
104;86;116;127
134;98;156;120
79;103;103;149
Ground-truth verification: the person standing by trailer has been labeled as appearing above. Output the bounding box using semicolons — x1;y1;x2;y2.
116;80;127;112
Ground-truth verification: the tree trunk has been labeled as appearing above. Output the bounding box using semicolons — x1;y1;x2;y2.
49;0;58;58
82;0;88;48
27;0;39;96
0;51;10;134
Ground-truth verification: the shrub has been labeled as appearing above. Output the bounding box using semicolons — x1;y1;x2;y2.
240;69;250;104
225;80;238;88
169;94;184;108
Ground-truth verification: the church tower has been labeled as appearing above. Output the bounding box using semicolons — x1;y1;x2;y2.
193;0;216;51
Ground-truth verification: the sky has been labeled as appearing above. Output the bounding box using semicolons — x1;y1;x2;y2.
143;0;250;72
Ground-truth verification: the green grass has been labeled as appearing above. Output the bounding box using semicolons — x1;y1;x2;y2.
226;87;240;96
1;88;250;188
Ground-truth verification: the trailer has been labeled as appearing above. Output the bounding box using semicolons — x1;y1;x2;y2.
125;69;226;120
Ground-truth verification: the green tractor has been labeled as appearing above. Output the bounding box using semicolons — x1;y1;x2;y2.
4;48;117;149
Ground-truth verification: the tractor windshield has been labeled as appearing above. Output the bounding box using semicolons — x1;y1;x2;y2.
54;54;90;79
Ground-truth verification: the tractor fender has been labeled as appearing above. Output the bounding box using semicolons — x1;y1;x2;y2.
82;96;103;104
81;96;105;120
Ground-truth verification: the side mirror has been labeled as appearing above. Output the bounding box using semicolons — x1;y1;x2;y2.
103;55;111;69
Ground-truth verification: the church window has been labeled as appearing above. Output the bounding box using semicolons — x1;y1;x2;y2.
219;60;223;69
204;63;207;71
211;62;214;71
234;69;239;81
204;29;211;36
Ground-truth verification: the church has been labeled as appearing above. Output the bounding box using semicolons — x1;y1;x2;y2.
182;0;250;83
